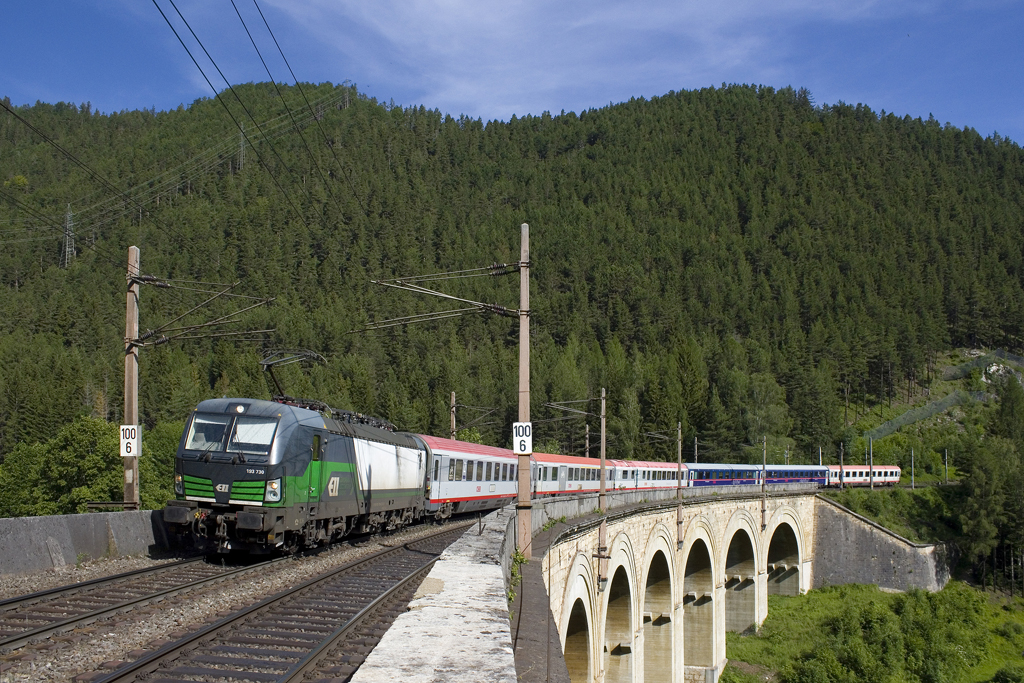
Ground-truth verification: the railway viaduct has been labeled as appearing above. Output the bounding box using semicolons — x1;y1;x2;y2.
352;484;948;683
508;486;948;683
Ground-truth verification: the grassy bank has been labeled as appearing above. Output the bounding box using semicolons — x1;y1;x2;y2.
820;486;964;544
721;583;1024;683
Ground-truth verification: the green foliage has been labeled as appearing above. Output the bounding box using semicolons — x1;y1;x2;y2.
992;665;1024;683
3;83;1024;502
140;421;184;510
726;583;1019;683
454;426;484;444
0;416;181;516
823;487;963;544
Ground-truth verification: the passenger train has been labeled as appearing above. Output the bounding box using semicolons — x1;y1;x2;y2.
162;397;899;554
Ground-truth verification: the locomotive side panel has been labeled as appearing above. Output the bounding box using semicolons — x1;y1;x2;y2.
353;439;426;514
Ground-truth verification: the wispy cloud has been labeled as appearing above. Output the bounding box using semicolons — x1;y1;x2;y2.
262;0;943;119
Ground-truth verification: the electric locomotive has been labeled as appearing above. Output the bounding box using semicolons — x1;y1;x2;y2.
163;397;428;554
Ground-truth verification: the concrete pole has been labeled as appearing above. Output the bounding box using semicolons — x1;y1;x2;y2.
516;224;532;559
123;246;140;511
869;437;874;490
819;446;822;467
450;391;456;440
694;435;698;463
599;388;607;513
911;448;915;489
677;421;682;499
945;449;949;484
760;436;768;530
598;386;608;590
840;441;844;489
677;420;684;548
585;423;590;459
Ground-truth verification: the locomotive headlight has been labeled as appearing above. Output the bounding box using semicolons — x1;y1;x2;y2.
174;474;183;494
265;478;281;502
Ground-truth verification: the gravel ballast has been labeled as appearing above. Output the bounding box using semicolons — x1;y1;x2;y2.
0;524;459;683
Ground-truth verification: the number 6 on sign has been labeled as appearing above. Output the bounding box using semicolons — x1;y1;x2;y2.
120;425;140;458
512;422;532;454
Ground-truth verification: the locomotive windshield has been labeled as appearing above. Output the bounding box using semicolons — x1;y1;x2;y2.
227;417;277;455
185;414;231;451
184;413;278;455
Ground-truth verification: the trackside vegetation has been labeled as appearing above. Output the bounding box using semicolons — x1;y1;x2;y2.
721;583;1024;683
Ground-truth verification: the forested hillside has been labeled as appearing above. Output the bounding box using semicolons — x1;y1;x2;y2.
2;83;1024;469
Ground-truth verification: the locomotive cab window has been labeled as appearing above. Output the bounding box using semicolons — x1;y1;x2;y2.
185;414;231;452
227;417;278;455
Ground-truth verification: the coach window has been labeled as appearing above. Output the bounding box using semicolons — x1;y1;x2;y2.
502;463;508;481
467;460;475;480
477;461;484;481
433;459;440;481
448;460;455;481
455;459;464;481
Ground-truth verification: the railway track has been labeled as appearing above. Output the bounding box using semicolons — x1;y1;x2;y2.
0;557;282;652
92;522;471;683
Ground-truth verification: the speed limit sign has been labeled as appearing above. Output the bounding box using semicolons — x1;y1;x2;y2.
512;422;532;454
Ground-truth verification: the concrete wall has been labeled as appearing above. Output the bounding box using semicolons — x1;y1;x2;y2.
351;507;517;683
813;496;950;592
0;510;171;576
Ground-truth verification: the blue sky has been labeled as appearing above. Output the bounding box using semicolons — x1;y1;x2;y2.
2;0;1022;142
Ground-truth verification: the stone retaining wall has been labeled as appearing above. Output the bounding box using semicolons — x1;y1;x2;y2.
0;510;171;576
813;495;950;592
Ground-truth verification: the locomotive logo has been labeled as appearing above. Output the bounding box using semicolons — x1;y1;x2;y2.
327;476;340;497
215;484;229;493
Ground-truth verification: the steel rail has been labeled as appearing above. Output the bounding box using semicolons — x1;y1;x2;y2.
92;522;472;683
0;557;202;612
279;559;437;682
0;556;286;652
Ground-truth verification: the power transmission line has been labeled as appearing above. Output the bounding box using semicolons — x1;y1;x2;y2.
0;99;204;260
227;0;344;215
153;0;311;230
251;0;365;213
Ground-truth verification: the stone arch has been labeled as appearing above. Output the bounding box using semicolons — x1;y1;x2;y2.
559;552;596;683
680;520;717;670
765;508;804;596
602;532;637;683
722;509;761;633
640;525;676;683
565;599;591;683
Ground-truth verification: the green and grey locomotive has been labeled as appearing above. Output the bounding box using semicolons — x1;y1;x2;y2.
162;397;428;554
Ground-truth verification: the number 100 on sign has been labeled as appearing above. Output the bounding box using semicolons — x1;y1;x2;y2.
512;422;532;454
120;425;140;458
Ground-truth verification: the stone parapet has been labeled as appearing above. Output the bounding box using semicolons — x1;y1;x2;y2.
0;510;172;576
351;508;518;683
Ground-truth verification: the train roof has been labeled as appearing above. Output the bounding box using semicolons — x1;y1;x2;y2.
617;460;684;469
827;464;901;470
532;452;629;467
686;462;764;470
417;435;517;459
